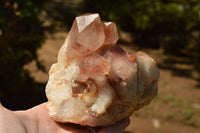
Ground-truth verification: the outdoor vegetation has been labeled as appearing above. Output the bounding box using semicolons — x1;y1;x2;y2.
0;0;47;109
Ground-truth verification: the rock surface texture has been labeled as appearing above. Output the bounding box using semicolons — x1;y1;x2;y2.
45;13;159;127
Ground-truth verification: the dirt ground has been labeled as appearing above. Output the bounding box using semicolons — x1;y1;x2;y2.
26;32;200;133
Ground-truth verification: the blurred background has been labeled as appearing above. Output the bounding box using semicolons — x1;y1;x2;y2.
0;0;200;132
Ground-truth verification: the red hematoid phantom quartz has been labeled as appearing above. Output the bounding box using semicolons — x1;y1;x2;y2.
45;13;159;127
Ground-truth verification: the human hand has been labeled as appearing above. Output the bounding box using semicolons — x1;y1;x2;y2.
0;102;130;133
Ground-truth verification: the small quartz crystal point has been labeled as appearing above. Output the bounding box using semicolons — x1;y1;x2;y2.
46;13;159;127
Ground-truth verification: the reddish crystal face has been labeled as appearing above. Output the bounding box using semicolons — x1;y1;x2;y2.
103;22;118;45
66;13;119;58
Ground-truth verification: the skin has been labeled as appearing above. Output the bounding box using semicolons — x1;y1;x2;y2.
0;102;130;133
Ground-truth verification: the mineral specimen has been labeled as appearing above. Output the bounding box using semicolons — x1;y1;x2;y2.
45;13;159;127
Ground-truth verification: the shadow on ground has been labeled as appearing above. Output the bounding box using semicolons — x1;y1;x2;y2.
158;51;200;88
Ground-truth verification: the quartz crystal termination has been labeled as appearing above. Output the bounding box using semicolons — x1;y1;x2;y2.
45;13;159;127
65;13;118;58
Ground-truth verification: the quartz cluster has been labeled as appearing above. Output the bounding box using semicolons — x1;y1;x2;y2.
45;13;159;127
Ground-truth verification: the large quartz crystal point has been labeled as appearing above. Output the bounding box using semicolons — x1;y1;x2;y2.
45;13;159;127
66;13;105;58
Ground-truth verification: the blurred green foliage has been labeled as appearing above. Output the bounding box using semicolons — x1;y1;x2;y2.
0;0;46;109
81;0;200;53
